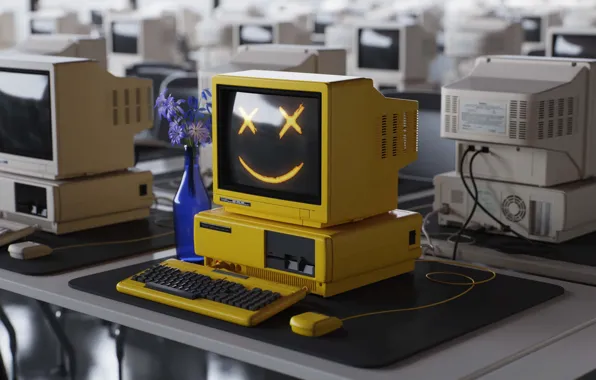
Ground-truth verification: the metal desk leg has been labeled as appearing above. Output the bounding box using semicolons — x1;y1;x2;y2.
37;302;76;380
114;325;127;380
0;306;17;380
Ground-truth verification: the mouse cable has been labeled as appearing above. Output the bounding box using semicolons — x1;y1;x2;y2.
340;259;496;322
452;148;483;260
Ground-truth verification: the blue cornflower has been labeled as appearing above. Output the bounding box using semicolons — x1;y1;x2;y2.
168;121;185;145
188;121;211;146
155;90;184;121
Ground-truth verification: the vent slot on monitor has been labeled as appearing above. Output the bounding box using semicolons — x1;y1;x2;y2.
529;200;551;237
265;232;315;278
508;100;528;140
537;97;574;139
14;183;48;218
443;95;459;133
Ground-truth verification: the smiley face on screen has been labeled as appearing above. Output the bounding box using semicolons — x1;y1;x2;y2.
218;88;321;204
236;104;305;184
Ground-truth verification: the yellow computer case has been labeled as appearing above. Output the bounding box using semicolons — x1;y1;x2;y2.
194;208;422;297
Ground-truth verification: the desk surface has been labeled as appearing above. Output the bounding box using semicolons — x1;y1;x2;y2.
480;319;596;380
2;250;596;380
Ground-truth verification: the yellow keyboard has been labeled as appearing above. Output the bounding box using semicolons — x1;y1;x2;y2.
116;259;307;326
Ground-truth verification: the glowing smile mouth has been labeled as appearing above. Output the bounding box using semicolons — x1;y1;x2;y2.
238;156;304;184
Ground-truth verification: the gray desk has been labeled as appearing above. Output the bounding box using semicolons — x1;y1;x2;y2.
2;250;596;380
479;318;596;380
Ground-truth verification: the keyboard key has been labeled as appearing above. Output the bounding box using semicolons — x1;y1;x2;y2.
145;282;200;300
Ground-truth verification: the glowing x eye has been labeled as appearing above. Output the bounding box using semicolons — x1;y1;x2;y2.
238;107;258;135
278;104;304;139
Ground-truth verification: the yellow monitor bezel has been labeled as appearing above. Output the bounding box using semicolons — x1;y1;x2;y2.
211;75;330;225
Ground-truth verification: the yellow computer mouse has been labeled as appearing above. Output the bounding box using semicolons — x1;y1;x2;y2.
290;312;343;337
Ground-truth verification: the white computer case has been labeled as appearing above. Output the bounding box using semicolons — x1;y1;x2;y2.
434;171;596;243
0;170;153;234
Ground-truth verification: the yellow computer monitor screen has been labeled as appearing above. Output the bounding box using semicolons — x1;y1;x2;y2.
216;86;322;205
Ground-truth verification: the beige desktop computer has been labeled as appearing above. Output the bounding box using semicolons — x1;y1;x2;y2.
350;21;437;91
0;11;16;49
0;54;153;180
198;44;347;92
106;12;182;77
7;34;108;71
29;10;83;36
0;170;153;234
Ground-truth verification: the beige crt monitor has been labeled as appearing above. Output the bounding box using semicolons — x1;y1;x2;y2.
198;44;347;94
9;35;108;71
441;55;596;187
444;17;523;58
519;10;562;54
547;26;596;59
0;54;153;180
29;10;82;36
106;12;181;77
350;21;436;90
231;18;311;51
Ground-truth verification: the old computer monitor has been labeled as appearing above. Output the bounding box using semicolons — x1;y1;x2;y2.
0;11;16;49
0;54;153;180
232;19;310;50
351;21;436;89
199;44;347;92
547;27;596;59
444;17;523;58
29;10;80;35
211;70;418;228
519;11;562;54
106;12;181;76
8;35;108;71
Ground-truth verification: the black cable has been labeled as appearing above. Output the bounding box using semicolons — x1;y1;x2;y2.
460;146;535;245
453;149;482;260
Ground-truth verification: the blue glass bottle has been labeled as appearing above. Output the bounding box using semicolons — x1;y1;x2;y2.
173;145;211;263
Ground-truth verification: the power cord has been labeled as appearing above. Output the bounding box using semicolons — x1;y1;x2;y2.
452;147;484;260
457;145;535;245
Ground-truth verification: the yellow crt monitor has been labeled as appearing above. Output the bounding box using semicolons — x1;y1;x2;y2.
195;208;422;297
211;70;419;228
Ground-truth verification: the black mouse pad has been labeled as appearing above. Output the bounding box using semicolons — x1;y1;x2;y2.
400;195;596;268
0;210;175;276
68;258;564;368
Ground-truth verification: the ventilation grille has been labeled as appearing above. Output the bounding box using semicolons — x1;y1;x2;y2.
529;200;552;237
537;97;575;139
246;267;318;293
380;110;418;159
501;195;526;222
506;100;528;140
443;95;459;133
451;190;464;204
112;86;152;126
